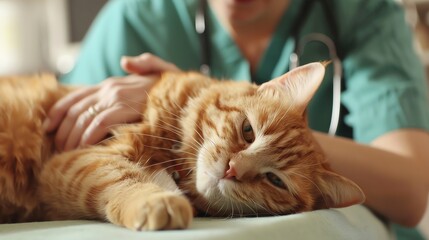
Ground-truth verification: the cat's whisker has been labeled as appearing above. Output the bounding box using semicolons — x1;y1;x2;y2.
201;191;223;217
146;160;187;183
203;198;215;217
99;120;205;159
227;199;233;219
233;200;241;218
143;158;196;168
206;137;217;151
142;156;152;167
125;131;201;153
143;93;187;120
157;163;195;174
159;123;213;161
95;134;118;146
142;92;183;121
145;118;205;151
177;166;196;172
171;97;211;145
169;97;190;117
219;190;235;219
229;199;236;219
238;202;244;218
214;198;228;217
192;123;206;143
246;198;279;217
300;162;325;168
147;169;167;183
232;192;261;217
217;184;255;218
127;143;198;157
237;197;256;217
163;165;196;173
160;98;216;154
186;169;194;178
148;125;197;150
152;118;183;134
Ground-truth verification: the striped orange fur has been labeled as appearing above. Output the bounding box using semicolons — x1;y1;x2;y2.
0;63;365;230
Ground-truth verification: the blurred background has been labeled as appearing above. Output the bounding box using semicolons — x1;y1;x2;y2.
0;0;107;76
0;0;428;237
1;0;429;78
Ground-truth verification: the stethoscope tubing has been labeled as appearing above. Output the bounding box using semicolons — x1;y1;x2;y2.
196;0;211;76
290;33;342;136
196;0;342;136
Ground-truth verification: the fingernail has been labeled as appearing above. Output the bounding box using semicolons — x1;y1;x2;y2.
121;56;133;64
121;56;136;71
42;118;50;131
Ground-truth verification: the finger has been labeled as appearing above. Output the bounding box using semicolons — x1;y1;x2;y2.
79;105;142;147
55;96;99;151
43;87;98;132
63;105;102;151
121;53;179;75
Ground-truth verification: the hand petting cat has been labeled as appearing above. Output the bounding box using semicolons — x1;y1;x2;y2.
43;53;179;152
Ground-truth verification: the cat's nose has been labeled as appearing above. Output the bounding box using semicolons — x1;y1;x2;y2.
223;160;257;181
223;163;237;180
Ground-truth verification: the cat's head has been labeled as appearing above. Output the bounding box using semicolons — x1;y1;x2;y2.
183;63;365;217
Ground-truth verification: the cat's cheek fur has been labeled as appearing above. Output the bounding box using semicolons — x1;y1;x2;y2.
195;148;223;197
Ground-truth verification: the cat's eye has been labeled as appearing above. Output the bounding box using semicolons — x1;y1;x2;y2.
266;172;287;189
241;118;255;143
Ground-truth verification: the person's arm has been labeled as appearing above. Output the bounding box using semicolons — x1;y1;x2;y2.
314;130;429;227
320;0;429;226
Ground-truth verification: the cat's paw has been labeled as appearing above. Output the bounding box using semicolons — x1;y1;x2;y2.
124;192;193;231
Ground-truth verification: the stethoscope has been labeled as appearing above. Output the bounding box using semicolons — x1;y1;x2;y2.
195;0;342;136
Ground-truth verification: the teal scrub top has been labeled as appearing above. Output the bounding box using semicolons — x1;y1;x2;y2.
62;1;429;237
62;0;429;143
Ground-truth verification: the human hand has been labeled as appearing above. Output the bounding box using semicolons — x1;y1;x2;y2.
121;52;179;75
43;53;179;152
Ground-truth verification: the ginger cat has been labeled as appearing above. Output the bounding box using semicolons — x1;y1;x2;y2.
0;63;365;230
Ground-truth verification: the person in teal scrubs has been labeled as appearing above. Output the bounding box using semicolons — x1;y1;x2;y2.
44;0;429;239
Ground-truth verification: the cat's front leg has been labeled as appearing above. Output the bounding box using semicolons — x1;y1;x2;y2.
106;183;193;230
40;150;193;230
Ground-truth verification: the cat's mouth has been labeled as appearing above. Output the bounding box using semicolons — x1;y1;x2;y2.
195;164;272;217
196;168;238;199
196;178;269;217
195;150;245;202
196;170;219;193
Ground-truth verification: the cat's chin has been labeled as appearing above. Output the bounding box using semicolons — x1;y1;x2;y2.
195;151;226;197
198;177;234;199
195;168;221;197
195;165;233;203
194;171;264;217
194;153;267;216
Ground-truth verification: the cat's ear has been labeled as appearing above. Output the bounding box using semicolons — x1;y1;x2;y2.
316;171;366;209
258;62;326;113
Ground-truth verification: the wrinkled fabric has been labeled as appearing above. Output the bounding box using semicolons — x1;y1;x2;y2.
0;205;392;240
